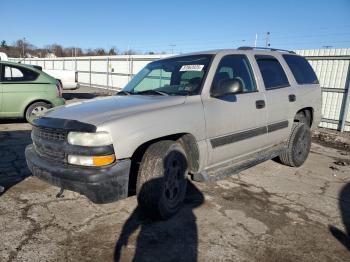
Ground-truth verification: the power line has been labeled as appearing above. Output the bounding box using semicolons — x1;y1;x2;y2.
169;44;176;54
134;37;350;52
128;30;350;51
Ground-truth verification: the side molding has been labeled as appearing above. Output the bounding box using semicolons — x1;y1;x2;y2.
210;120;289;148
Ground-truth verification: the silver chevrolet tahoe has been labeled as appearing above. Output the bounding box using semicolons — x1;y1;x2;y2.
25;47;321;219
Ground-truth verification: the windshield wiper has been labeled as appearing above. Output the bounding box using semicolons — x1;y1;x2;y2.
116;90;133;96
134;90;169;96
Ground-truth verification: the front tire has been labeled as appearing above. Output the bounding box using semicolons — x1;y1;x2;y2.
136;140;188;220
279;122;311;167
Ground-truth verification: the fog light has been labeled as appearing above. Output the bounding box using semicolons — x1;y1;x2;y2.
68;154;115;167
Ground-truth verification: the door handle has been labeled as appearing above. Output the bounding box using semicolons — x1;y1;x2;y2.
255;100;265;109
289;94;296;102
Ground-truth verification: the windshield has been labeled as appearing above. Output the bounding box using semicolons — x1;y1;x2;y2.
123;55;212;96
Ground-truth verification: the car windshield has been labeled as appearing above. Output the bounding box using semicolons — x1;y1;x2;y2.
122;55;212;96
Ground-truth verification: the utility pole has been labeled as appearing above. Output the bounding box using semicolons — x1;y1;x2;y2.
265;32;270;47
22;37;26;58
254;33;258;47
169;44;176;54
127;45;131;81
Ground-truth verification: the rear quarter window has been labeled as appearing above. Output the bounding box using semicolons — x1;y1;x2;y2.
283;54;319;85
2;65;39;82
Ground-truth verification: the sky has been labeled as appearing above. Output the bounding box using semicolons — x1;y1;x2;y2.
2;0;350;53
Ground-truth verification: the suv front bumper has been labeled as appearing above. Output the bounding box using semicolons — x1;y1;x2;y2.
25;144;131;204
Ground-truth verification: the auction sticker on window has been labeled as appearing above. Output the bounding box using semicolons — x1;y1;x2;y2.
180;64;204;71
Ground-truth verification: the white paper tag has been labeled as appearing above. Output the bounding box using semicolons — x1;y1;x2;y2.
180;64;204;71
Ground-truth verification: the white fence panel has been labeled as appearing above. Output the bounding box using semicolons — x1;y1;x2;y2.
10;49;350;131
296;48;350;131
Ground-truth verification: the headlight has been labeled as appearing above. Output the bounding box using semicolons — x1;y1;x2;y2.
68;154;115;167
67;131;112;146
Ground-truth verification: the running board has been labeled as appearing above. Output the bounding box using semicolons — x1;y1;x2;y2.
192;144;286;182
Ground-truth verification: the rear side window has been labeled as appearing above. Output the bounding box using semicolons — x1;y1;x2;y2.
283;54;319;85
1;65;39;82
255;55;289;90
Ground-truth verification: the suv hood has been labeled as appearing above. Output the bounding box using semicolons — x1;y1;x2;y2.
45;95;186;125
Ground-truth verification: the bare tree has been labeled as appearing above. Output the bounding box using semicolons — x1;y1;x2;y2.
1;38;143;57
47;44;64;57
95;48;106;56
1;40;8;48
123;49;137;55
85;49;96;56
108;47;118;55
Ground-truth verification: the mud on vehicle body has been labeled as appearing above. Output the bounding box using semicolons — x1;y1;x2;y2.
25;47;321;219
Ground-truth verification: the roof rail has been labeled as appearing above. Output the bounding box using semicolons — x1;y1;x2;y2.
237;46;295;54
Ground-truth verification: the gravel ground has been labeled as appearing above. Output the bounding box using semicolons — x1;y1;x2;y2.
0;87;349;262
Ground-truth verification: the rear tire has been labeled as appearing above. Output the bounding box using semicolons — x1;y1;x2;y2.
57;79;63;89
295;111;311;127
279;122;311;167
25;102;51;123
136;140;188;220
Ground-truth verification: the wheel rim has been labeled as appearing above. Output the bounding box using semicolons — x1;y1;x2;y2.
163;155;185;208
31;106;48;116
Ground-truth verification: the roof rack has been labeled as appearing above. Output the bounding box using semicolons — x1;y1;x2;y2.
237;46;295;54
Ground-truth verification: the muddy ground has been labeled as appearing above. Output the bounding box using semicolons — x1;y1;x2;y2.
0;87;349;262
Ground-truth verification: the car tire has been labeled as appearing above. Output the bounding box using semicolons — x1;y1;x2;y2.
136;140;188;220
295;111;311;127
279;122;311;167
57;79;63;89
25;102;51;123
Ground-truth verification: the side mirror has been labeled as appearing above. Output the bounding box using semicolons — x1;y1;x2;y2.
211;78;243;97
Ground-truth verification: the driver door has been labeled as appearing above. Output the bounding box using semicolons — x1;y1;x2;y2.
203;54;269;166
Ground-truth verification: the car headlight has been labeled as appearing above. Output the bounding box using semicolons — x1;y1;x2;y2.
67;131;112;147
68;154;115;167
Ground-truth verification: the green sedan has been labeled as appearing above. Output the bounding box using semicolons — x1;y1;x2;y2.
0;61;65;122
